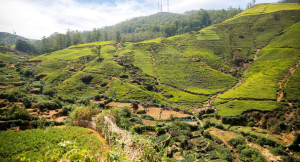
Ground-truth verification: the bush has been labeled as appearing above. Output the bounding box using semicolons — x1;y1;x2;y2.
215;123;225;130
62;104;76;115
136;109;146;114
248;121;255;127
69;106;98;122
141;114;155;120
203;131;212;139
228;136;246;148
7;104;31;120
218;145;233;162
43;87;56;97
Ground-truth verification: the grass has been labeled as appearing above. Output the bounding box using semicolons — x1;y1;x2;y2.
156;85;209;109
229;125;288;145
225;3;300;22
153;44;236;95
219;48;300;100
284;67;300;101
108;79;164;104
0;126;107;161
131;50;156;77
0;52;19;64
197;26;220;41
267;21;300;49
215;100;281;116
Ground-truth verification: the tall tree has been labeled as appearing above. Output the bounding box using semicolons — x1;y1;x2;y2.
91;45;101;58
115;31;121;43
104;31;108;41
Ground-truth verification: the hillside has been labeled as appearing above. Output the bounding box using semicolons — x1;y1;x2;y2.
0;32;36;46
1;3;300;162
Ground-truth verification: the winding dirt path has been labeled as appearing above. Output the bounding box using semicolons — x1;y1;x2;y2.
254;49;260;61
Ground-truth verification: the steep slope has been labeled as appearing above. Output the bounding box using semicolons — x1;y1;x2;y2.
29;3;300;113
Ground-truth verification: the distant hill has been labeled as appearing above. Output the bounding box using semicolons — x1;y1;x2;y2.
0;32;36;45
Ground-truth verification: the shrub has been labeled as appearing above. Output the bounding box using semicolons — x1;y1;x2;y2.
203;131;212;139
141;114;155;120
136;109;146;114
131;101;139;109
69;106;98;122
248;121;255;127
218;145;233;162
42;87;56;97
228;136;246;148
215;123;225;130
7;104;31;120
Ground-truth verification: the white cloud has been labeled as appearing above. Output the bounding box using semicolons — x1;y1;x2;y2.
0;0;276;39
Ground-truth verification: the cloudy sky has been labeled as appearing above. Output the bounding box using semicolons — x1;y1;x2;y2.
0;0;276;40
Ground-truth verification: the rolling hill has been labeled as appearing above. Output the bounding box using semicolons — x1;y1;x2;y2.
1;3;300;162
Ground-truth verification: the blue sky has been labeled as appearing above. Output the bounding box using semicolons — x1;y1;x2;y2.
0;0;276;39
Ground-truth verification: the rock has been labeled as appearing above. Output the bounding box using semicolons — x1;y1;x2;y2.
177;43;181;47
120;74;128;78
69;67;77;72
129;70;135;74
164;94;173;99
129;118;136;122
94;95;101;101
173;152;184;161
78;85;83;91
81;74;93;83
100;82;108;87
167;147;173;156
229;105;234;108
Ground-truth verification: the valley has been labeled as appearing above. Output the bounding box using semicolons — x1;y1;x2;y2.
0;2;300;162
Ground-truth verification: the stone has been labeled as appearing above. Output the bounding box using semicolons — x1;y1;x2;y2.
120;74;128;78
164;94;174;99
81;74;93;83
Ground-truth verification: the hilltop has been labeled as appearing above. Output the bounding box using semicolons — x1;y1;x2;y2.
1;3;300;162
0;32;36;46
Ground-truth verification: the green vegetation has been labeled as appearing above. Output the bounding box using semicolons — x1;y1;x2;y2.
216;100;281;116
226;3;300;22
0;126;106;161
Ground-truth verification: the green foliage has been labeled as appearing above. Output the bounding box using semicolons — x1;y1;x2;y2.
69;106;99;122
7;104;31;120
150;134;169;144
228;136;246;148
216;100;280;116
91;45;101;58
248;121;255;127
0;126;104;161
217;145;233;162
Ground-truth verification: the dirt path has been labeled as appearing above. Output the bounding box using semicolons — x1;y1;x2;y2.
277;59;300;102
246;140;281;162
151;54;161;85
254;49;260;61
202;78;244;110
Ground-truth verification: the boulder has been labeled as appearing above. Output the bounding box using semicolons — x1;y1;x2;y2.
120;74;129;78
94;95;101;101
164;94;173;99
81;74;93;83
69;67;77;72
100;82;108;87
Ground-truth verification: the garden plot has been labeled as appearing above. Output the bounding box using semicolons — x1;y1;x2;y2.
106;102;144;113
28;108;62;120
144;107;192;120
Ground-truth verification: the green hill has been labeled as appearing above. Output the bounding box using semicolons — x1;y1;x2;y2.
28;3;300;113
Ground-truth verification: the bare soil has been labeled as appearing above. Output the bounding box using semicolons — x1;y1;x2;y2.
144;107;192;119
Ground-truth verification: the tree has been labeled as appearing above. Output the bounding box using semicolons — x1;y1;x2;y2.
91;45;101;59
116;31;121;43
104;31;108;41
